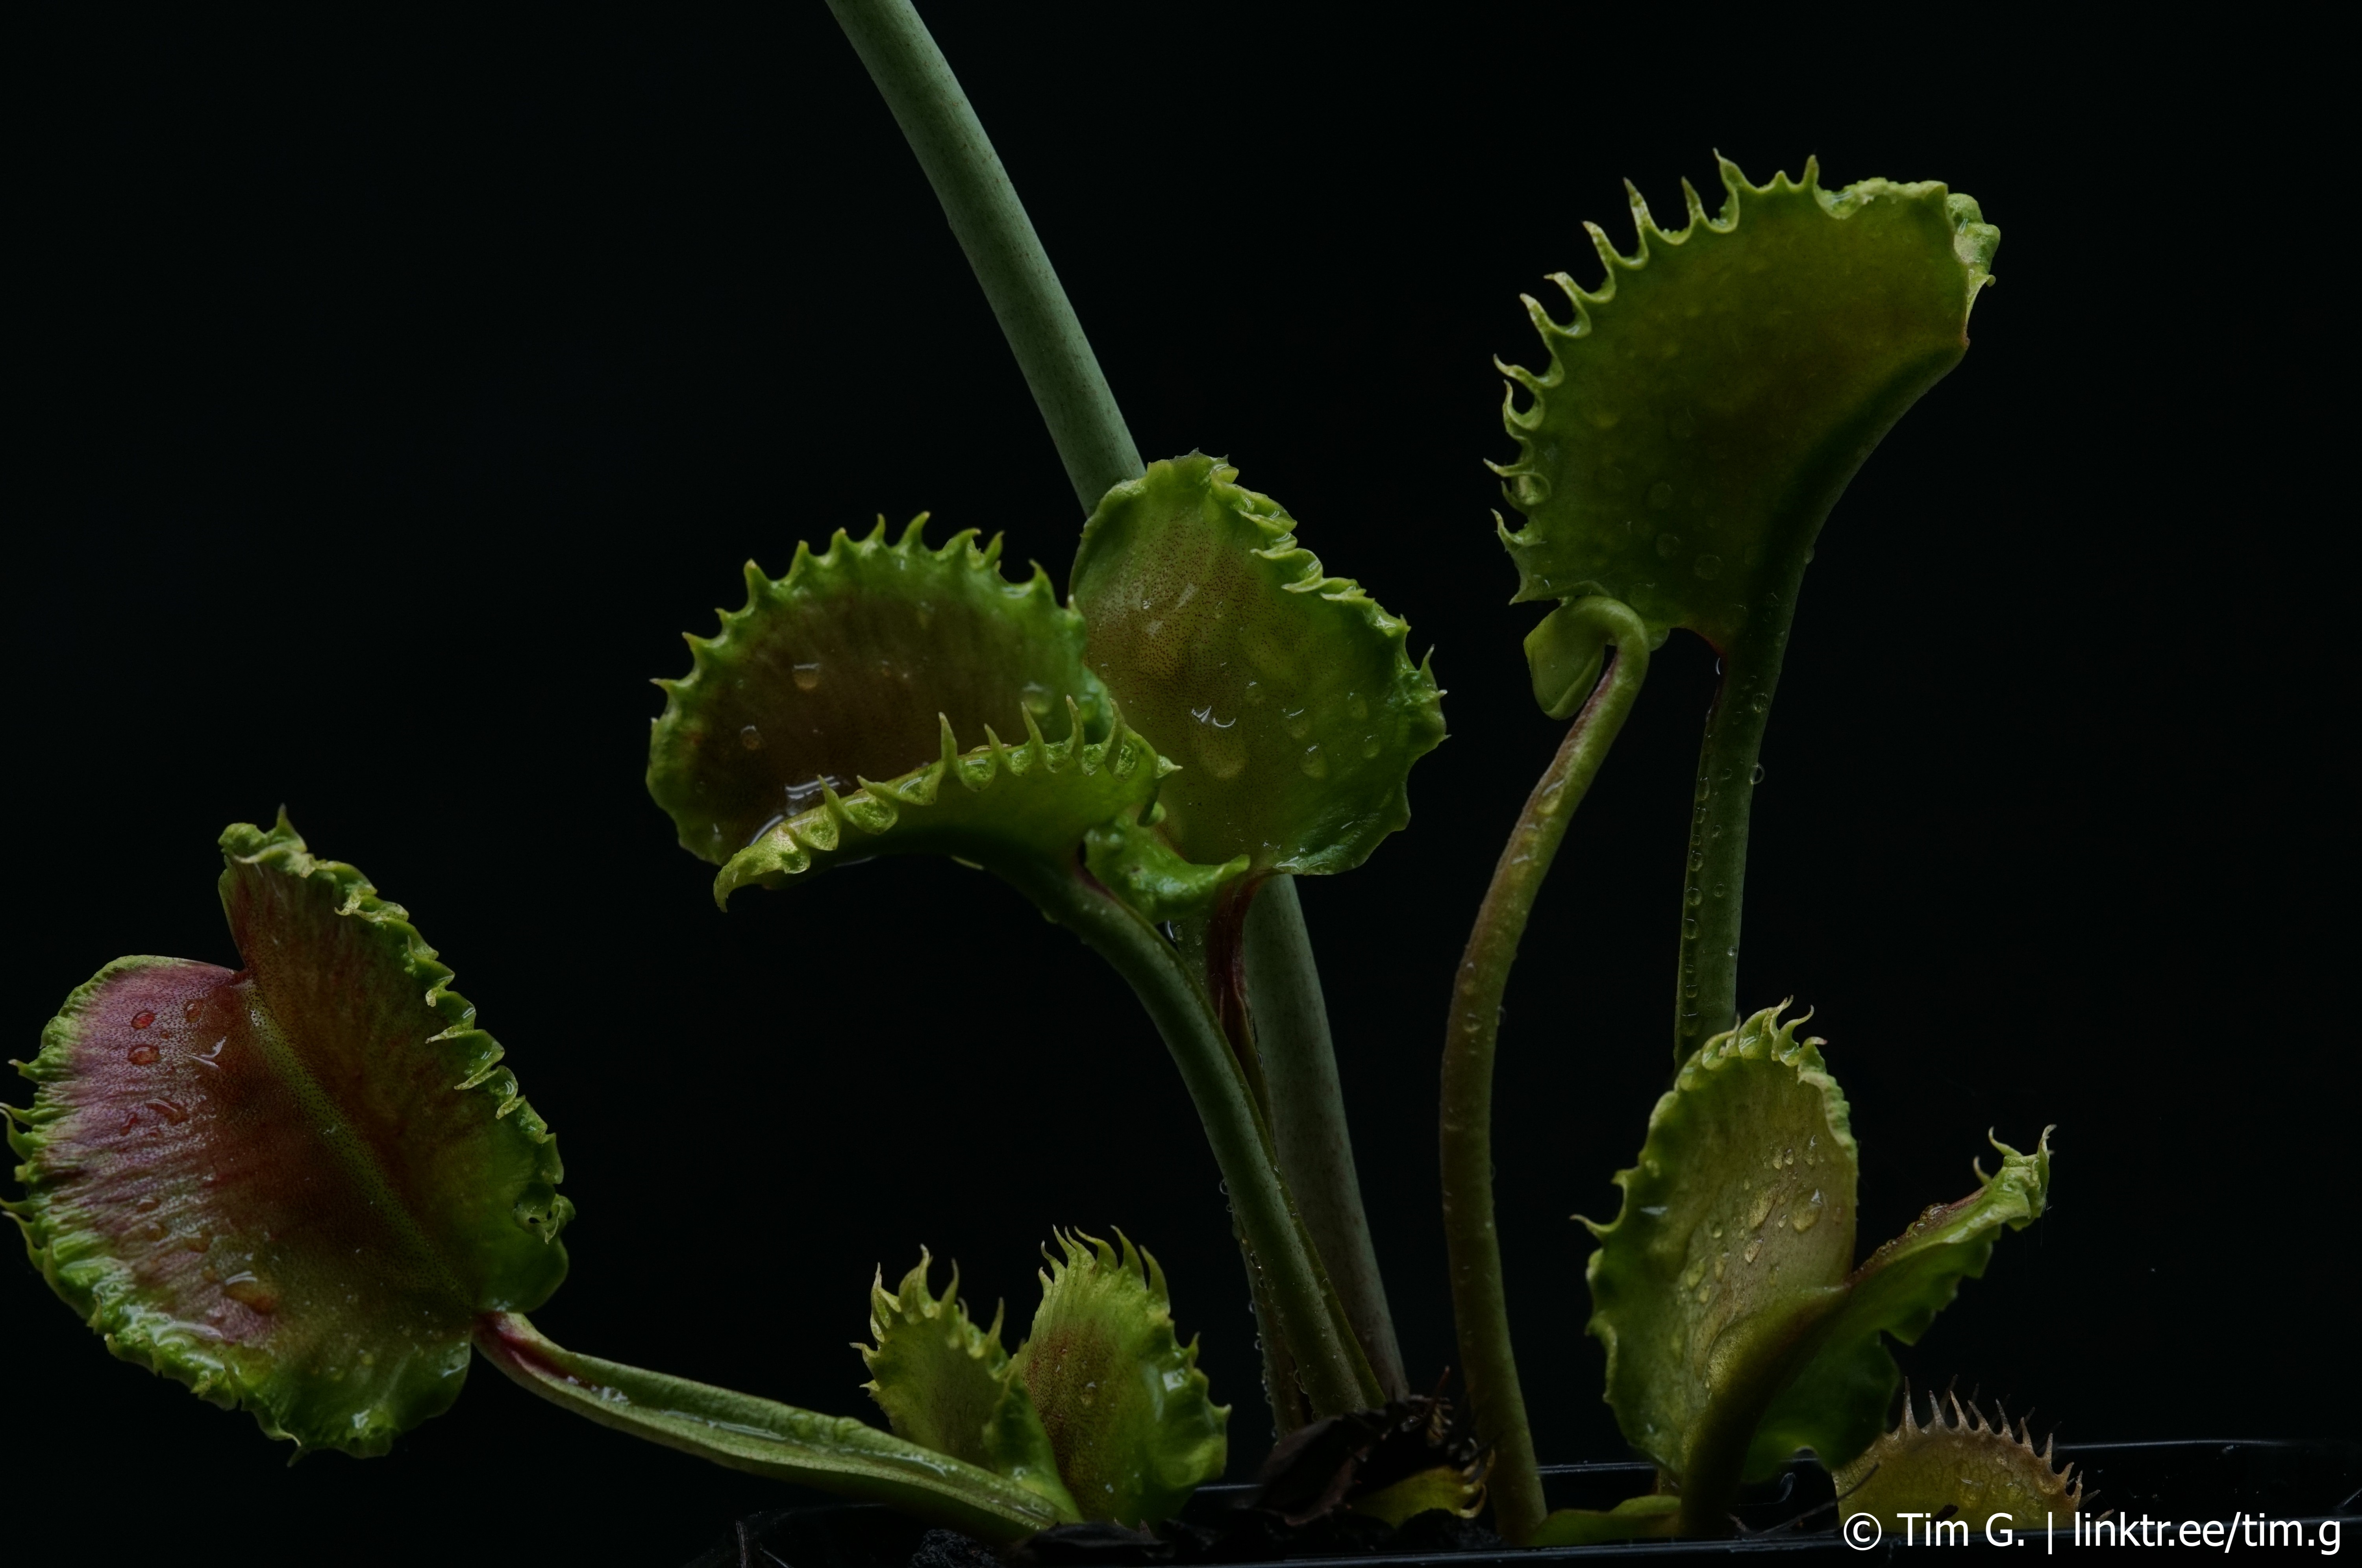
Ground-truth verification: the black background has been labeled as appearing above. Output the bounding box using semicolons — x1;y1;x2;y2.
13;6;2345;1563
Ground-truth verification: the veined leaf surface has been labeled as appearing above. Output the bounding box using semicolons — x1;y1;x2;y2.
1013;1231;1228;1525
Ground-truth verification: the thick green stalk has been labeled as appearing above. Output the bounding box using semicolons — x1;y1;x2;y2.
824;0;1140;512
1671;566;1808;1065
999;856;1370;1418
1242;877;1407;1400
1441;602;1649;1544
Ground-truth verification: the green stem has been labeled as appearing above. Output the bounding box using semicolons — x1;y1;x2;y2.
1242;876;1407;1400
998;856;1370;1418
824;0;1142;513
832;0;1383;1420
473;1312;1070;1541
1440;599;1650;1545
1671;565;1807;1065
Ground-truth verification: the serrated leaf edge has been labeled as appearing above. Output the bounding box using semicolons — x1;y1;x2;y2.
1490;154;1999;572
1834;1383;2085;1520
4;812;569;1453
713;698;1169;906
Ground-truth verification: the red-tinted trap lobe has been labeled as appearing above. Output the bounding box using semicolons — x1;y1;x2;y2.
12;818;571;1454
27;956;475;1433
216;849;566;1310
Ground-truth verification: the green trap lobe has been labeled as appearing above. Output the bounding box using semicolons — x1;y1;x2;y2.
1497;159;1997;651
1070;455;1443;876
651;519;1114;865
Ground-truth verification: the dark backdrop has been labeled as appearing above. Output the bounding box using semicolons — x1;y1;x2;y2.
13;6;2342;1563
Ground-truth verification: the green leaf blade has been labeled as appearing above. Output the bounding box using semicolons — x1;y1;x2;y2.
1070;455;1444;876
1584;1006;1859;1481
1759;1132;2053;1474
7;817;570;1455
1498;159;1997;654
1842;1131;2050;1348
479;1312;1073;1540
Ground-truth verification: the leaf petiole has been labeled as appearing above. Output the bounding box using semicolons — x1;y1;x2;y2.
996;853;1377;1419
474;1312;1074;1541
1441;596;1652;1542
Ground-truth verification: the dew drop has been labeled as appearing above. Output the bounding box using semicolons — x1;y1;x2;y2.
1360;734;1381;759
222;1274;278;1314
1299;745;1328;779
1346;692;1369;720
738;725;763;751
1683;917;1699;940
126;1043;160;1066
1748;693;1768;715
1685;887;1703;908
1693;554;1722;580
791;661;822;692
1281;707;1311;740
1647;480;1675;510
1750;764;1766;784
1021;682;1053;716
134;1195;161;1213
1242;679;1265;706
183;999;204;1023
151;1098;190;1125
131;1010;155;1030
1656;533;1683;559
1743;1239;1763;1264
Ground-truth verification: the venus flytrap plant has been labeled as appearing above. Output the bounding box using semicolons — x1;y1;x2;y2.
7;817;1231;1541
11;1;2074;1551
1448;161;2058;1542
